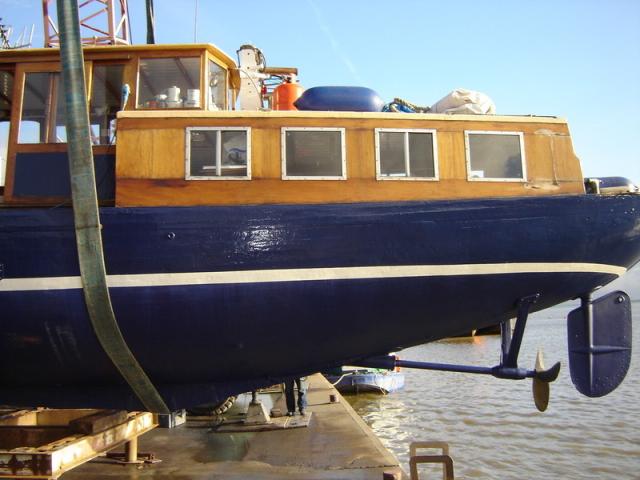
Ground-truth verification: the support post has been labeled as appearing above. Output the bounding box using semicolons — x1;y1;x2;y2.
125;437;138;463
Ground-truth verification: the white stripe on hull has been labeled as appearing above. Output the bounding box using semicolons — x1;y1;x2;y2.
0;262;626;292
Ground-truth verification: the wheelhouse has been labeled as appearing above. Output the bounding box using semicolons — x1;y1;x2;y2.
0;43;236;205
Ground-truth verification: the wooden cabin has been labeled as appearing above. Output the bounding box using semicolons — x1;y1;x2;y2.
0;43;585;207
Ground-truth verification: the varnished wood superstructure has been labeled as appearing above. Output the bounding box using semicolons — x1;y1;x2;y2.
0;43;585;207
116;110;584;207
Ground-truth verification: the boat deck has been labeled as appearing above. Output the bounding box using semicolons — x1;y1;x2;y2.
63;374;405;479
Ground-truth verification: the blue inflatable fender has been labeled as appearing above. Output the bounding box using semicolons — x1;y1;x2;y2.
294;86;385;112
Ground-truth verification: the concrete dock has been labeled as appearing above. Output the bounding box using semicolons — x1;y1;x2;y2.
64;374;405;479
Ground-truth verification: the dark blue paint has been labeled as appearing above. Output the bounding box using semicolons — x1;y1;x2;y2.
568;291;632;397
3;194;640;279
1;194;639;410
13;152;115;199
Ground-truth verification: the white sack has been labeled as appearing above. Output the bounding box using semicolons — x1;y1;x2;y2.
431;88;496;115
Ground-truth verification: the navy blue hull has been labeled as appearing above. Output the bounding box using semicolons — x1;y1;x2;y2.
1;194;639;410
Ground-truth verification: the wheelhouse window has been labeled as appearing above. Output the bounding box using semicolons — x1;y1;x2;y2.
282;128;346;180
376;129;438;180
186;127;250;179
465;131;526;181
0;69;14;186
137;57;201;109
90;63;124;145
208;60;226;110
18;71;67;144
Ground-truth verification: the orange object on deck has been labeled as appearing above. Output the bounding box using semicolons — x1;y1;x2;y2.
273;81;304;110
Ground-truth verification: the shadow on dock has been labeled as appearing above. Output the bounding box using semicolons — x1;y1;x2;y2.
63;374;405;479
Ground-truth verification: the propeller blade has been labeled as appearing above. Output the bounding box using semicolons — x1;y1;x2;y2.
531;349;560;412
535;349;544;371
533;377;549;412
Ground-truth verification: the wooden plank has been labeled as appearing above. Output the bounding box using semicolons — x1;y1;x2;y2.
0;409;97;427
251;126;280;178
0;51;133;65
436;131;464;180
0;410;156;479
115;128;151;178
347;128;375;179
0;43;236;69
120;58;138;112
117;109;568;124
150;129;184;178
200;53;207;110
117;115;570;133
116;128;184;179
0;427;70;450
68;410;128;435
550;134;584;181
116;177;585;207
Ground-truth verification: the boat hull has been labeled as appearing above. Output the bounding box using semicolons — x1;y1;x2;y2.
1;194;639;410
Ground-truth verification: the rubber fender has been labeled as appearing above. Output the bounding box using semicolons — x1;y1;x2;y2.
294;86;385;112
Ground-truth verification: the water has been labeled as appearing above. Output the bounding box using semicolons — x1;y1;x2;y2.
347;302;640;479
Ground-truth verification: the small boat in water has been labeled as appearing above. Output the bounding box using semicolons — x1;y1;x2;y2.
324;368;405;395
0;12;638;412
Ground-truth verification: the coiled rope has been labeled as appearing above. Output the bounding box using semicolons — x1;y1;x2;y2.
383;97;431;113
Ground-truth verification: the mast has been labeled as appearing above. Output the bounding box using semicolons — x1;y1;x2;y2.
146;0;155;44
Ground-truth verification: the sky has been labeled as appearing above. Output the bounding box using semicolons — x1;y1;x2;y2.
1;0;639;184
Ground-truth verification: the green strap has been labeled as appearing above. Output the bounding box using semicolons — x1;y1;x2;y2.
58;0;169;414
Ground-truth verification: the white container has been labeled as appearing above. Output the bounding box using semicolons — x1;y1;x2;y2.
187;89;200;101
167;86;181;102
186;89;200;107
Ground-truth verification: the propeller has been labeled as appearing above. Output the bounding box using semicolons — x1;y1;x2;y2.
532;349;561;412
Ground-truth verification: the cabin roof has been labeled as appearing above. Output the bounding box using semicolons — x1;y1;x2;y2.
0;43;237;69
118;109;567;124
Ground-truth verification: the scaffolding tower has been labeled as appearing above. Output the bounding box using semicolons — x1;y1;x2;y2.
42;0;130;47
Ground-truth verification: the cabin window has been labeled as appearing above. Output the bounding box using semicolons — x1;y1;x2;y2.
208;60;226;110
19;72;67;144
0;69;14;187
137;57;201;109
465;131;526;181
185;127;250;179
90;64;124;145
281;128;346;180
376;129;438;180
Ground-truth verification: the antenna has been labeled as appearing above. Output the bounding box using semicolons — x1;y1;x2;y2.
193;0;198;43
0;18;34;49
0;20;9;49
42;0;131;47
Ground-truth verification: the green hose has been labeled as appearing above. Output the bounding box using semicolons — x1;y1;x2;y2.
58;0;169;414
